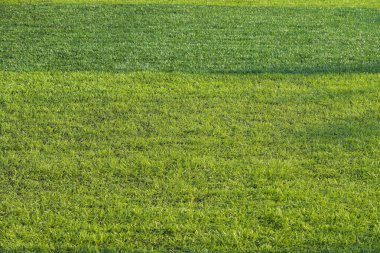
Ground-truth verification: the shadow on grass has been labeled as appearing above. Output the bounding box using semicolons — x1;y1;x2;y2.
284;102;380;181
302;110;380;141
290;110;380;154
211;62;380;75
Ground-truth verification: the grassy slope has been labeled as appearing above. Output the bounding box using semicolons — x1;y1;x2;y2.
1;5;379;74
1;0;380;8
1;72;379;252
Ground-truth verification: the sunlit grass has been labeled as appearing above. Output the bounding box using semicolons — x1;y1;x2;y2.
1;72;379;252
1;0;379;251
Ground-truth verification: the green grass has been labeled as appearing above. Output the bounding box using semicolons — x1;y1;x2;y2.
1;1;380;252
2;0;380;8
1;71;380;252
1;5;379;74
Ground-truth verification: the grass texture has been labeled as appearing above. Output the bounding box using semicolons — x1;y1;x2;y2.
1;0;380;8
1;72;379;252
1;5;379;74
1;1;380;252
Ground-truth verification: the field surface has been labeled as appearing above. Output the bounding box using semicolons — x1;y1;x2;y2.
2;0;380;8
0;1;379;252
1;5;379;73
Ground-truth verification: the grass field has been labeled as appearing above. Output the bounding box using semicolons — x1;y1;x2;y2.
2;0;380;8
1;5;379;73
1;0;379;252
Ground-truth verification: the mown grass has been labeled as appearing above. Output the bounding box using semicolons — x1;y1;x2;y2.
1;0;380;252
1;5;379;74
1;71;379;252
2;0;380;8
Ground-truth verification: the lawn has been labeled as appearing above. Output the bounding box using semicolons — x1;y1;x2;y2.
0;1;379;253
1;0;380;8
1;5;379;73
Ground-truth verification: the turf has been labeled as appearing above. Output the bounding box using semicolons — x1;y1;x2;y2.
2;0;380;8
1;5;379;74
1;72;379;252
1;0;380;252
